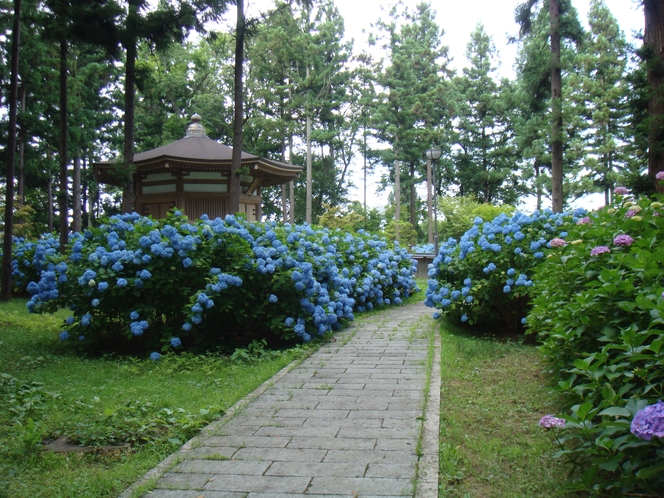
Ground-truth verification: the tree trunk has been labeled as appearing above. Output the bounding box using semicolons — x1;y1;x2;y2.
288;134;295;223
59;39;68;253
229;0;245;216
18;83;25;204
409;161;416;225
550;0;563;212
1;0;21;301
427;157;432;244
281;140;288;223
363;124;367;212
394;159;400;221
122;33;136;215
47;148;53;233
305;68;312;224
73;154;81;232
534;157;542;210
645;0;664;191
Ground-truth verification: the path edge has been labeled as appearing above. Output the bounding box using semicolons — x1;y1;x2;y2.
415;325;441;497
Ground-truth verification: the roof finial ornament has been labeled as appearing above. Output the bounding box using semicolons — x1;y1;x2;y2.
185;113;206;137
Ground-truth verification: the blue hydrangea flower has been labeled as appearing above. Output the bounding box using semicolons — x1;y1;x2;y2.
59;331;69;341
269;294;278;303
130;320;148;336
117;278;128;287
130;311;139;320
149;352;161;361
92;298;100;307
461;314;468;322
170;337;182;348
503;285;511;293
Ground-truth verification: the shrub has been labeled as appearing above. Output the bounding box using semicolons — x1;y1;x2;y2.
527;193;664;494
437;195;515;242
26;211;417;355
383;219;417;247
8;234;62;295
425;208;584;331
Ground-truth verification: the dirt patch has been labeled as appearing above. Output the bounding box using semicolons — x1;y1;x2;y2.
44;436;131;459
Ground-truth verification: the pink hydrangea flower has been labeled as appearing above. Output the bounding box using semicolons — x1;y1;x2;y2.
590;246;611;256
614;186;629;195
613;234;634;247
539;415;566;429
656;171;664;181
549;238;567;247
576;217;592;225
625;210;637;219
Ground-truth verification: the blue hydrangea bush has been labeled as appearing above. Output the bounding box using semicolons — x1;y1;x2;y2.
425;208;585;331
7;234;62;294
25;211;417;354
527;193;664;494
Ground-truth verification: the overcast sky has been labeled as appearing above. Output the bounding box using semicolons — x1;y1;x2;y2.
332;0;643;79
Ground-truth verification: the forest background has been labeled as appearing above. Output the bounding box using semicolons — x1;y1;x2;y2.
0;0;657;245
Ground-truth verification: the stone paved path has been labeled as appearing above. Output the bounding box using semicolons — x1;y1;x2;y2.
125;302;436;498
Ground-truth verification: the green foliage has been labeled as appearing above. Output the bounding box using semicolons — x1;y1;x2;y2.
316;203;367;231
230;339;286;363
528;193;664;494
383;219;417;247
437;195;515;242
316;202;383;233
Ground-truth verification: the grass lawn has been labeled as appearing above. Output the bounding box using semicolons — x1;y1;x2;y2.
0;299;311;498
437;321;576;497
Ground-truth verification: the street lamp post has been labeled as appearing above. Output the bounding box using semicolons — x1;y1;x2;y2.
426;146;442;256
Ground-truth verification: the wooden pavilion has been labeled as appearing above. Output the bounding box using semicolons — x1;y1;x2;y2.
93;114;302;221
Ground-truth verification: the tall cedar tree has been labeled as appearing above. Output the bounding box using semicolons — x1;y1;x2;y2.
42;0;121;251
453;24;521;205
644;0;664;191
1;0;21;301
372;2;451;226
515;0;582;212
117;0;226;214
229;0;312;217
578;0;628;204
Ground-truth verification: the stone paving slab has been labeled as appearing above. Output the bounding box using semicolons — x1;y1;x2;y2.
123;302;438;497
